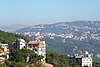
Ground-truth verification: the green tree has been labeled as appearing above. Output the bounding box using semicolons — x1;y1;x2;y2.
0;30;28;44
0;63;7;67
93;62;100;67
46;51;69;67
10;48;43;64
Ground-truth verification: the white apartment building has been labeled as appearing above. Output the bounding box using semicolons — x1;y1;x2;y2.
82;57;92;67
10;39;26;52
26;40;46;61
74;54;92;67
10;39;53;66
0;44;9;63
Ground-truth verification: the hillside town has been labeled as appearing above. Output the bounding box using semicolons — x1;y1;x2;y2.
0;0;100;66
17;31;100;41
16;31;100;58
15;21;100;61
0;39;53;67
0;38;93;67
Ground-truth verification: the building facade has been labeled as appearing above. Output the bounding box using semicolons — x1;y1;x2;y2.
10;39;53;66
0;44;9;63
73;54;92;67
81;57;92;67
26;40;46;61
10;39;26;52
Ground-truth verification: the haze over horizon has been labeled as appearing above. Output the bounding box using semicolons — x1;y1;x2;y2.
0;0;100;26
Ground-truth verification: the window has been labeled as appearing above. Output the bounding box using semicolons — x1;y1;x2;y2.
14;43;16;48
84;64;85;66
83;59;85;61
89;64;91;66
33;48;37;51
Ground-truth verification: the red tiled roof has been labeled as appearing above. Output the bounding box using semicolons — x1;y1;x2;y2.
0;48;10;53
28;41;44;45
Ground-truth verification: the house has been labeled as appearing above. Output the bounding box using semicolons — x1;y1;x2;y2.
10;39;26;53
10;39;46;60
10;39;53;66
72;54;92;67
26;40;46;61
0;44;9;63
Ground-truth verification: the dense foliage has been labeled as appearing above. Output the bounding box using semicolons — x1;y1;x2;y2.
0;49;100;67
0;30;27;44
46;51;69;67
93;62;100;67
0;49;43;67
10;49;43;63
43;37;100;55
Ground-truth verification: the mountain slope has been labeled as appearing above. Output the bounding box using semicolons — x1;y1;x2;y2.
15;21;100;61
16;21;100;34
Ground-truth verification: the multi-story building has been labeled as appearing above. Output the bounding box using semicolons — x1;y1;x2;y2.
10;39;53;67
26;40;46;61
73;54;92;67
10;39;26;53
0;44;9;63
10;39;46;60
81;57;92;67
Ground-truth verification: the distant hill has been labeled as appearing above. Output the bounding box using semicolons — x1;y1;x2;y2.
16;21;100;34
0;24;29;32
15;21;100;61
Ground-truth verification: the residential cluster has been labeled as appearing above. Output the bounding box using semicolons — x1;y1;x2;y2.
0;38;93;67
17;31;100;42
0;39;53;67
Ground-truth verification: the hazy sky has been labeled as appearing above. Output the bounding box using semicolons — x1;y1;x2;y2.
0;0;100;26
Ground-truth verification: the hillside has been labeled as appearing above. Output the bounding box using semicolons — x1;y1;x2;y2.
0;30;27;44
16;21;100;61
16;21;100;34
